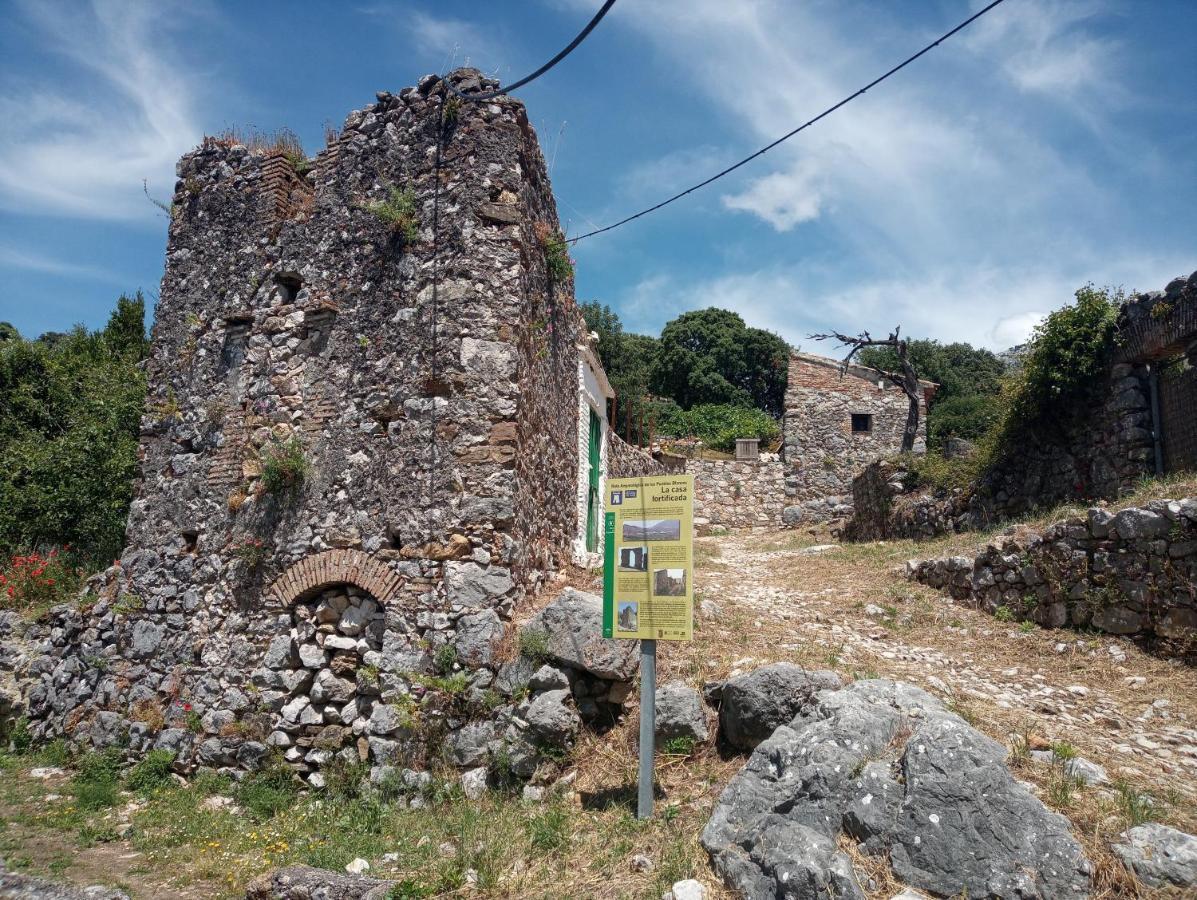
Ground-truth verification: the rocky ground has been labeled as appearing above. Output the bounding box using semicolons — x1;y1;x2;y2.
2;504;1195;898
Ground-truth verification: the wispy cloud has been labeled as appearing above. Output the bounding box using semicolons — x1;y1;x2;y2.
357;5;507;77
563;0;1188;347
0;245;127;284
0;0;205;222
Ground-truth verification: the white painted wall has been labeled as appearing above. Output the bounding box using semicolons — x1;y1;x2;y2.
572;347;613;565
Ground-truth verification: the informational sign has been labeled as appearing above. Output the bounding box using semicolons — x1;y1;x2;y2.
602;474;694;641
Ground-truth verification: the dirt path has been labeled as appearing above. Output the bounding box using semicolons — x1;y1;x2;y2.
671;530;1197;827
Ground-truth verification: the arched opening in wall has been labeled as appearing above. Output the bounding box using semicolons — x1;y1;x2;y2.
275;272;303;304
272;584;386;779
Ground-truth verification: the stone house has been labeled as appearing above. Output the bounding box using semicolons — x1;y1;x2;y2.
781;351;936;524
19;70;655;780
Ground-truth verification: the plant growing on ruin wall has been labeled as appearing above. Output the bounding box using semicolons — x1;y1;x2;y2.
534;222;573;285
260;438;309;495
233;537;269;569
364;186;420;244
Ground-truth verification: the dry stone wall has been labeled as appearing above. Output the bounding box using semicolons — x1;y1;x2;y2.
606;431;666;479
908;499;1197;649
15;70;605;782
690;456;787;529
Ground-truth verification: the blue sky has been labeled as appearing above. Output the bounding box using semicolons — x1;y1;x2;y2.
1;0;1194;350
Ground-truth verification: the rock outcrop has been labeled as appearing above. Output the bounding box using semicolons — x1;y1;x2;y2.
244;865;390;900
717;663;841;751
1113;823;1197;890
702;679;1091;899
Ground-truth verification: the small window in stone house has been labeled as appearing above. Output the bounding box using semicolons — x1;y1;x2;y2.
298;309;337;355
851;413;873;434
220;318;252;375
275;273;302;304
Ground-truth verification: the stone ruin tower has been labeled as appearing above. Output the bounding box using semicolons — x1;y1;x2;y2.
22;70;641;779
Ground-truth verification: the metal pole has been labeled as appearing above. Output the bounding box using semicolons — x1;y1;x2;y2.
637;638;656;818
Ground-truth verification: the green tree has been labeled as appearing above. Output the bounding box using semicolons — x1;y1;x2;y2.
859;338;1008;448
651;308;788;416
102;291;151;360
580;302;659;444
0;294;149;565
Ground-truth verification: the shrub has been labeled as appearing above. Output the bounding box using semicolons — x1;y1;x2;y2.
997;284;1122;444
126;749;176;794
365;186;420;244
0;294;149;566
260;438;308;495
235;760;299;820
232;537;268;569
657;403;780;453
0;548;79;617
433;643;458;675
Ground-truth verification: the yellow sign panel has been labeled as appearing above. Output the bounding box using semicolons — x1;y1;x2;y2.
602;474;694;641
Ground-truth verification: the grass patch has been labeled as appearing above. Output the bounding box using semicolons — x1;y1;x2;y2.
126;750;176;795
518;626;552;664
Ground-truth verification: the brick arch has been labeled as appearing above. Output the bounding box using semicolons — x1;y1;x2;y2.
266;549;403;606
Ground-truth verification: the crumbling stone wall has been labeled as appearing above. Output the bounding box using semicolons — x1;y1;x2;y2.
690;457;787;529
908;499;1197;650
847;274;1197;543
783;351;930;524
606;431;666;479
17;70;606;781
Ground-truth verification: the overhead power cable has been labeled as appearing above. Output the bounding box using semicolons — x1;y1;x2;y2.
568;0;1008;244
445;0;617;103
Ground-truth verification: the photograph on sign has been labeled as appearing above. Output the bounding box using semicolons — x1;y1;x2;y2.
602;475;694;642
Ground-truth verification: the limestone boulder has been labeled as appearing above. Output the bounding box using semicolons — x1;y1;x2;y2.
524;588;639;681
523;688;580;746
718;663;841;750
453;609;503;667
655;682;709;743
1113;823;1197;890
244;865;393;900
701;680;1091;900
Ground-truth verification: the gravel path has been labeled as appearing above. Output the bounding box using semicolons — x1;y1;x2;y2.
688;532;1197;816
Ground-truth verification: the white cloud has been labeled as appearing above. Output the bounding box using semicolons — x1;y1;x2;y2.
613;253;1191;353
0;245;126;283
357;5;507;78
990;311;1046;347
721;162;824;231
0;1;205;222
563;0;1186;348
964;0;1116;97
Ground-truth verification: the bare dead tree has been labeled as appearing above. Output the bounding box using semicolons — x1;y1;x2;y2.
809;326;921;453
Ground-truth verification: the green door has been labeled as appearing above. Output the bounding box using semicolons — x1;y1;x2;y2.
586;409;602;552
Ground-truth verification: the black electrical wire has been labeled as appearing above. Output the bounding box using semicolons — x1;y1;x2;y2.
444;0;617;103
568;0;1008;244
